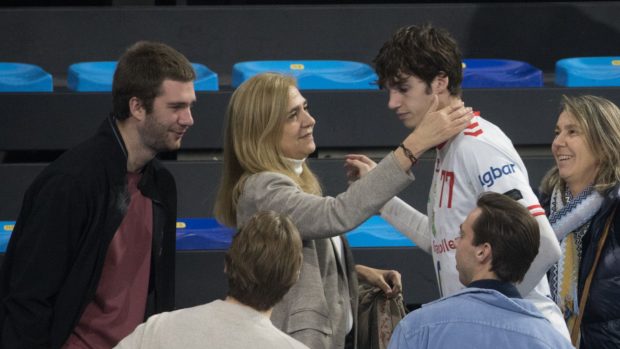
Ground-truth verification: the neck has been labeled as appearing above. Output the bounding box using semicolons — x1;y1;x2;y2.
437;94;462;110
568;181;592;198
116;119;156;173
467;278;521;298
469;268;497;284
283;157;305;175
225;296;272;318
567;167;598;197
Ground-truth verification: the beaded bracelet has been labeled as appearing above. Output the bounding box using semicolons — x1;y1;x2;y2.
399;143;418;166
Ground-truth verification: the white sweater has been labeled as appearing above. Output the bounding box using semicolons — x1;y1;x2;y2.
115;300;309;349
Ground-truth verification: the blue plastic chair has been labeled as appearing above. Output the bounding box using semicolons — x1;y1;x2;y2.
555;57;620;87
0;63;53;92
1;216;415;252
67;61;219;91
1;221;14;253
232;60;379;90
462;59;543;88
174;216;414;250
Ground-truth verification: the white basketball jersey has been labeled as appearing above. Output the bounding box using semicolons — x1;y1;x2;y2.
428;113;546;296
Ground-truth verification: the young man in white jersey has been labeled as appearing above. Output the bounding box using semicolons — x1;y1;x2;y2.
346;24;569;338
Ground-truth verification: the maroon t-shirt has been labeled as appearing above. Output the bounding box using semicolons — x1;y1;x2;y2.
64;172;153;348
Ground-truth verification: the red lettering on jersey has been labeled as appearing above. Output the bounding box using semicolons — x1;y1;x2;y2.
439;170;455;208
433;238;458;254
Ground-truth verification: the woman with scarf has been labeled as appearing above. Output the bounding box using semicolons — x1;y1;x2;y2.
214;73;472;349
539;95;620;348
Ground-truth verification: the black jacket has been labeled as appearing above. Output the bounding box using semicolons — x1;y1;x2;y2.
0;117;177;349
541;184;620;349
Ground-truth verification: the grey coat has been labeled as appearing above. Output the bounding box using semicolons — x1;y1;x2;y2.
237;153;414;349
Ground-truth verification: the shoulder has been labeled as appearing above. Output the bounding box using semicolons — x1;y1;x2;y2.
453;117;512;153
144;302;216;329
237;171;299;223
393;294;468;345
404;292;470;326
41;132;125;185
27;163;96;201
244;171;298;193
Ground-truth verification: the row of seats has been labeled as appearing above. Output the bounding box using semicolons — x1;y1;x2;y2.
2;57;619;92
1;216;413;252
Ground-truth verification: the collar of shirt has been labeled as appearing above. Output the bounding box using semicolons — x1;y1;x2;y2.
467;279;522;299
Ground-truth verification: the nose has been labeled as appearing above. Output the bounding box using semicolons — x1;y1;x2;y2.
552;131;564;150
179;107;194;127
387;89;401;110
301;109;316;128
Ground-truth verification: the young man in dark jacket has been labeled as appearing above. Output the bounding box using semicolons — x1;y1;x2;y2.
0;41;196;349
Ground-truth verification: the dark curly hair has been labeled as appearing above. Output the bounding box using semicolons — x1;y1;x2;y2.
374;23;462;96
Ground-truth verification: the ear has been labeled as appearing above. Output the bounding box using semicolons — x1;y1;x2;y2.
129;97;146;121
431;72;449;94
476;243;493;264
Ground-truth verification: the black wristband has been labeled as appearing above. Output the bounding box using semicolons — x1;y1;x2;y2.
399;143;418;166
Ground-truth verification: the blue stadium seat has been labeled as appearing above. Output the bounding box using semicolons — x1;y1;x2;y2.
462;59;543;88
345;215;415;248
0;63;53;92
1;222;13;253
1;216;415;252
232;60;379;90
555;57;620;87
175;216;414;250
175;218;235;250
67;61;116;92
67;61;219;91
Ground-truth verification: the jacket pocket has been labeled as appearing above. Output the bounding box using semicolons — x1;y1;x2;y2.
287;308;333;335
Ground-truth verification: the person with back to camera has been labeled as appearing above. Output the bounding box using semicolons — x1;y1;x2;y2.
388;192;574;349
345;23;570;339
539;95;620;348
213;72;473;349
115;210;310;349
0;41;196;349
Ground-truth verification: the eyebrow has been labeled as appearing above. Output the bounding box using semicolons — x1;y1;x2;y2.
288;100;307;114
557;124;580;133
167;101;195;108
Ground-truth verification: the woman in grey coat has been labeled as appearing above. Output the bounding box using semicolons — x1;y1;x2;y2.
214;73;472;349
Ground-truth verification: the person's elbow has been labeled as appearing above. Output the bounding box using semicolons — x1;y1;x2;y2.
539;229;561;267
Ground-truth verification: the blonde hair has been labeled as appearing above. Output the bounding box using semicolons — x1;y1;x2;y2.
541;95;620;195
214;73;321;227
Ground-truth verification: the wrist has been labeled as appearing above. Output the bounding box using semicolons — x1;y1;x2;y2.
395;138;425;171
399;143;418;166
402;133;426;157
355;264;370;281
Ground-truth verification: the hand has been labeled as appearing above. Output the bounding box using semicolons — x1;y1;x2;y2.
356;264;402;298
405;95;473;155
344;154;377;183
